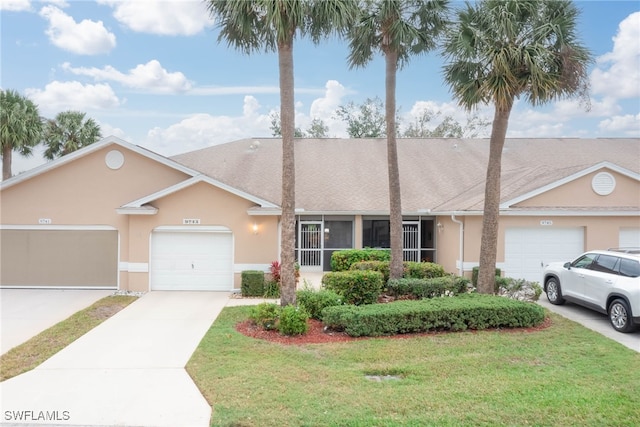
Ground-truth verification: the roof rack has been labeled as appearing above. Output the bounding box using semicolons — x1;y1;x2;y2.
607;247;640;254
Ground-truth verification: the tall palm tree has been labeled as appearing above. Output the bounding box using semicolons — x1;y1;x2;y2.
0;89;43;180
43;111;102;160
347;0;449;280
442;0;591;294
207;0;355;305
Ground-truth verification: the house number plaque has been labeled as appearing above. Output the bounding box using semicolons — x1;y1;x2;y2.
183;218;201;225
540;220;553;226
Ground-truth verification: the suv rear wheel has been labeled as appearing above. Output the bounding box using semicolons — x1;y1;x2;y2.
545;277;565;305
608;299;635;333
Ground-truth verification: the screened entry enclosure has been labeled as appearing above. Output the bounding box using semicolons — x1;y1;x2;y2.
296;217;436;271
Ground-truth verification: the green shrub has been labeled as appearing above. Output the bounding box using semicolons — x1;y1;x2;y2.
497;278;543;302
249;303;280;330
278;305;309;336
296;289;343;320
241;270;265;296
350;260;391;282
471;267;502;287
387;275;470;299
322;294;545;337
322;270;384;305
403;261;446;279
263;280;280;298
330;249;390;272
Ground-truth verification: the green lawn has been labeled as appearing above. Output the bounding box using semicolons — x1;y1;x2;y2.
187;306;640;427
0;295;137;381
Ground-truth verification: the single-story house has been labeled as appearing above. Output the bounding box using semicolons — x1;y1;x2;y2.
1;136;638;291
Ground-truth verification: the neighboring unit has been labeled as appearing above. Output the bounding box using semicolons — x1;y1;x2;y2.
1;136;639;292
543;250;640;333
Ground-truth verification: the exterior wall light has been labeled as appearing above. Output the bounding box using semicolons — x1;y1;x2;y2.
252;223;259;234
437;222;444;233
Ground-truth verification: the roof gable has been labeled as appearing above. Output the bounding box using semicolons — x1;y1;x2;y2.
501;162;640;209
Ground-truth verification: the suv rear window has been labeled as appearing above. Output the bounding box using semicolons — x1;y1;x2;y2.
618;258;640;278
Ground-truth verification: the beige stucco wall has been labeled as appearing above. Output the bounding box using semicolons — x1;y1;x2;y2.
515;170;639;208
124;181;279;292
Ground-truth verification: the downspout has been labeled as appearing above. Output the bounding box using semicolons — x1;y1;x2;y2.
451;214;464;277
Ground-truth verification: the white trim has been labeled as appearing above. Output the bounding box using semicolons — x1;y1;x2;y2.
152;225;232;233
234;263;270;272
119;262;149;273
499;210;640;216
0;224;117;230
0;135;200;190
120;175;278;211
116;206;158;215
458;261;506;272
500;162;640;209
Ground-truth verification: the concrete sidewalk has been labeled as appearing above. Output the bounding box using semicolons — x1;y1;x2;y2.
0;292;230;427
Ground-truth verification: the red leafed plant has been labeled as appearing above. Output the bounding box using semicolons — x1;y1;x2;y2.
270;260;281;285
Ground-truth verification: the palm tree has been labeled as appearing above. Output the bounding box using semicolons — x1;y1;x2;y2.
442;0;591;294
0;89;43;180
346;0;449;280
207;0;355;305
43;111;102;160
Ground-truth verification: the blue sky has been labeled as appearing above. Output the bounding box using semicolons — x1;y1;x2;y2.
1;0;639;175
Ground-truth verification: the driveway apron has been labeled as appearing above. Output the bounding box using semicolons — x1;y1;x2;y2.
0;291;230;427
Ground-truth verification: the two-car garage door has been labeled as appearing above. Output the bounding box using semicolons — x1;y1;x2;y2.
150;229;233;291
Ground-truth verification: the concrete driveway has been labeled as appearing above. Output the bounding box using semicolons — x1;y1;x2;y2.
0;289;113;355
0;291;230;427
537;297;640;352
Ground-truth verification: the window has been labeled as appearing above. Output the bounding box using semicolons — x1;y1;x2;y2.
362;220;390;248
618;258;640;278
572;254;597;269
591;255;620;274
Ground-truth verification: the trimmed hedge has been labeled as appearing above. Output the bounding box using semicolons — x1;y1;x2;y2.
296;289;344;320
321;294;545;337
350;260;447;283
387;275;470;299
322;270;384;306
330;249;390;272
241;270;265;296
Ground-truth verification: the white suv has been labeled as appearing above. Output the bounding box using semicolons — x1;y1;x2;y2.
543;249;640;333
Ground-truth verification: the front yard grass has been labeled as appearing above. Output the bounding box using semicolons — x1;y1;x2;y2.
187;305;640;427
0;295;137;381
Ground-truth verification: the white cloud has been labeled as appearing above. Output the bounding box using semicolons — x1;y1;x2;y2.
39;5;116;55
62;60;192;93
99;0;212;36
0;0;31;11
146;96;271;155
591;12;640;99
25;81;121;114
599;113;640;135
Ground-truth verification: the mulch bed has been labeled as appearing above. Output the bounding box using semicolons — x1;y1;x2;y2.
235;316;553;345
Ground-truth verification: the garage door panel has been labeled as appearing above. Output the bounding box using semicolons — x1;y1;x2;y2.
150;231;232;291
504;227;584;283
619;228;640;248
0;229;118;288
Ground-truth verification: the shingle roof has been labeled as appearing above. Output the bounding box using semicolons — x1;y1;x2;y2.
170;137;640;213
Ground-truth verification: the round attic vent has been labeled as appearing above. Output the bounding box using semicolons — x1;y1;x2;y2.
591;172;616;196
105;150;125;170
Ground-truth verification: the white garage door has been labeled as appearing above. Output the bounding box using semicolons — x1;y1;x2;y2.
619;228;640;249
150;230;233;291
504;227;584;283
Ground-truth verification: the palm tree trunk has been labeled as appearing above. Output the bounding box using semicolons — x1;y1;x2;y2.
385;49;403;280
2;146;12;180
278;40;297;306
477;102;512;294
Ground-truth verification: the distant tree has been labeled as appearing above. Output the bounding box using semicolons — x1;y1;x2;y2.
335;97;387;138
207;0;356;306
442;0;591;294
0;89;43;180
346;0;449;280
43;111;101;160
269;112;328;138
402;109;489;138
